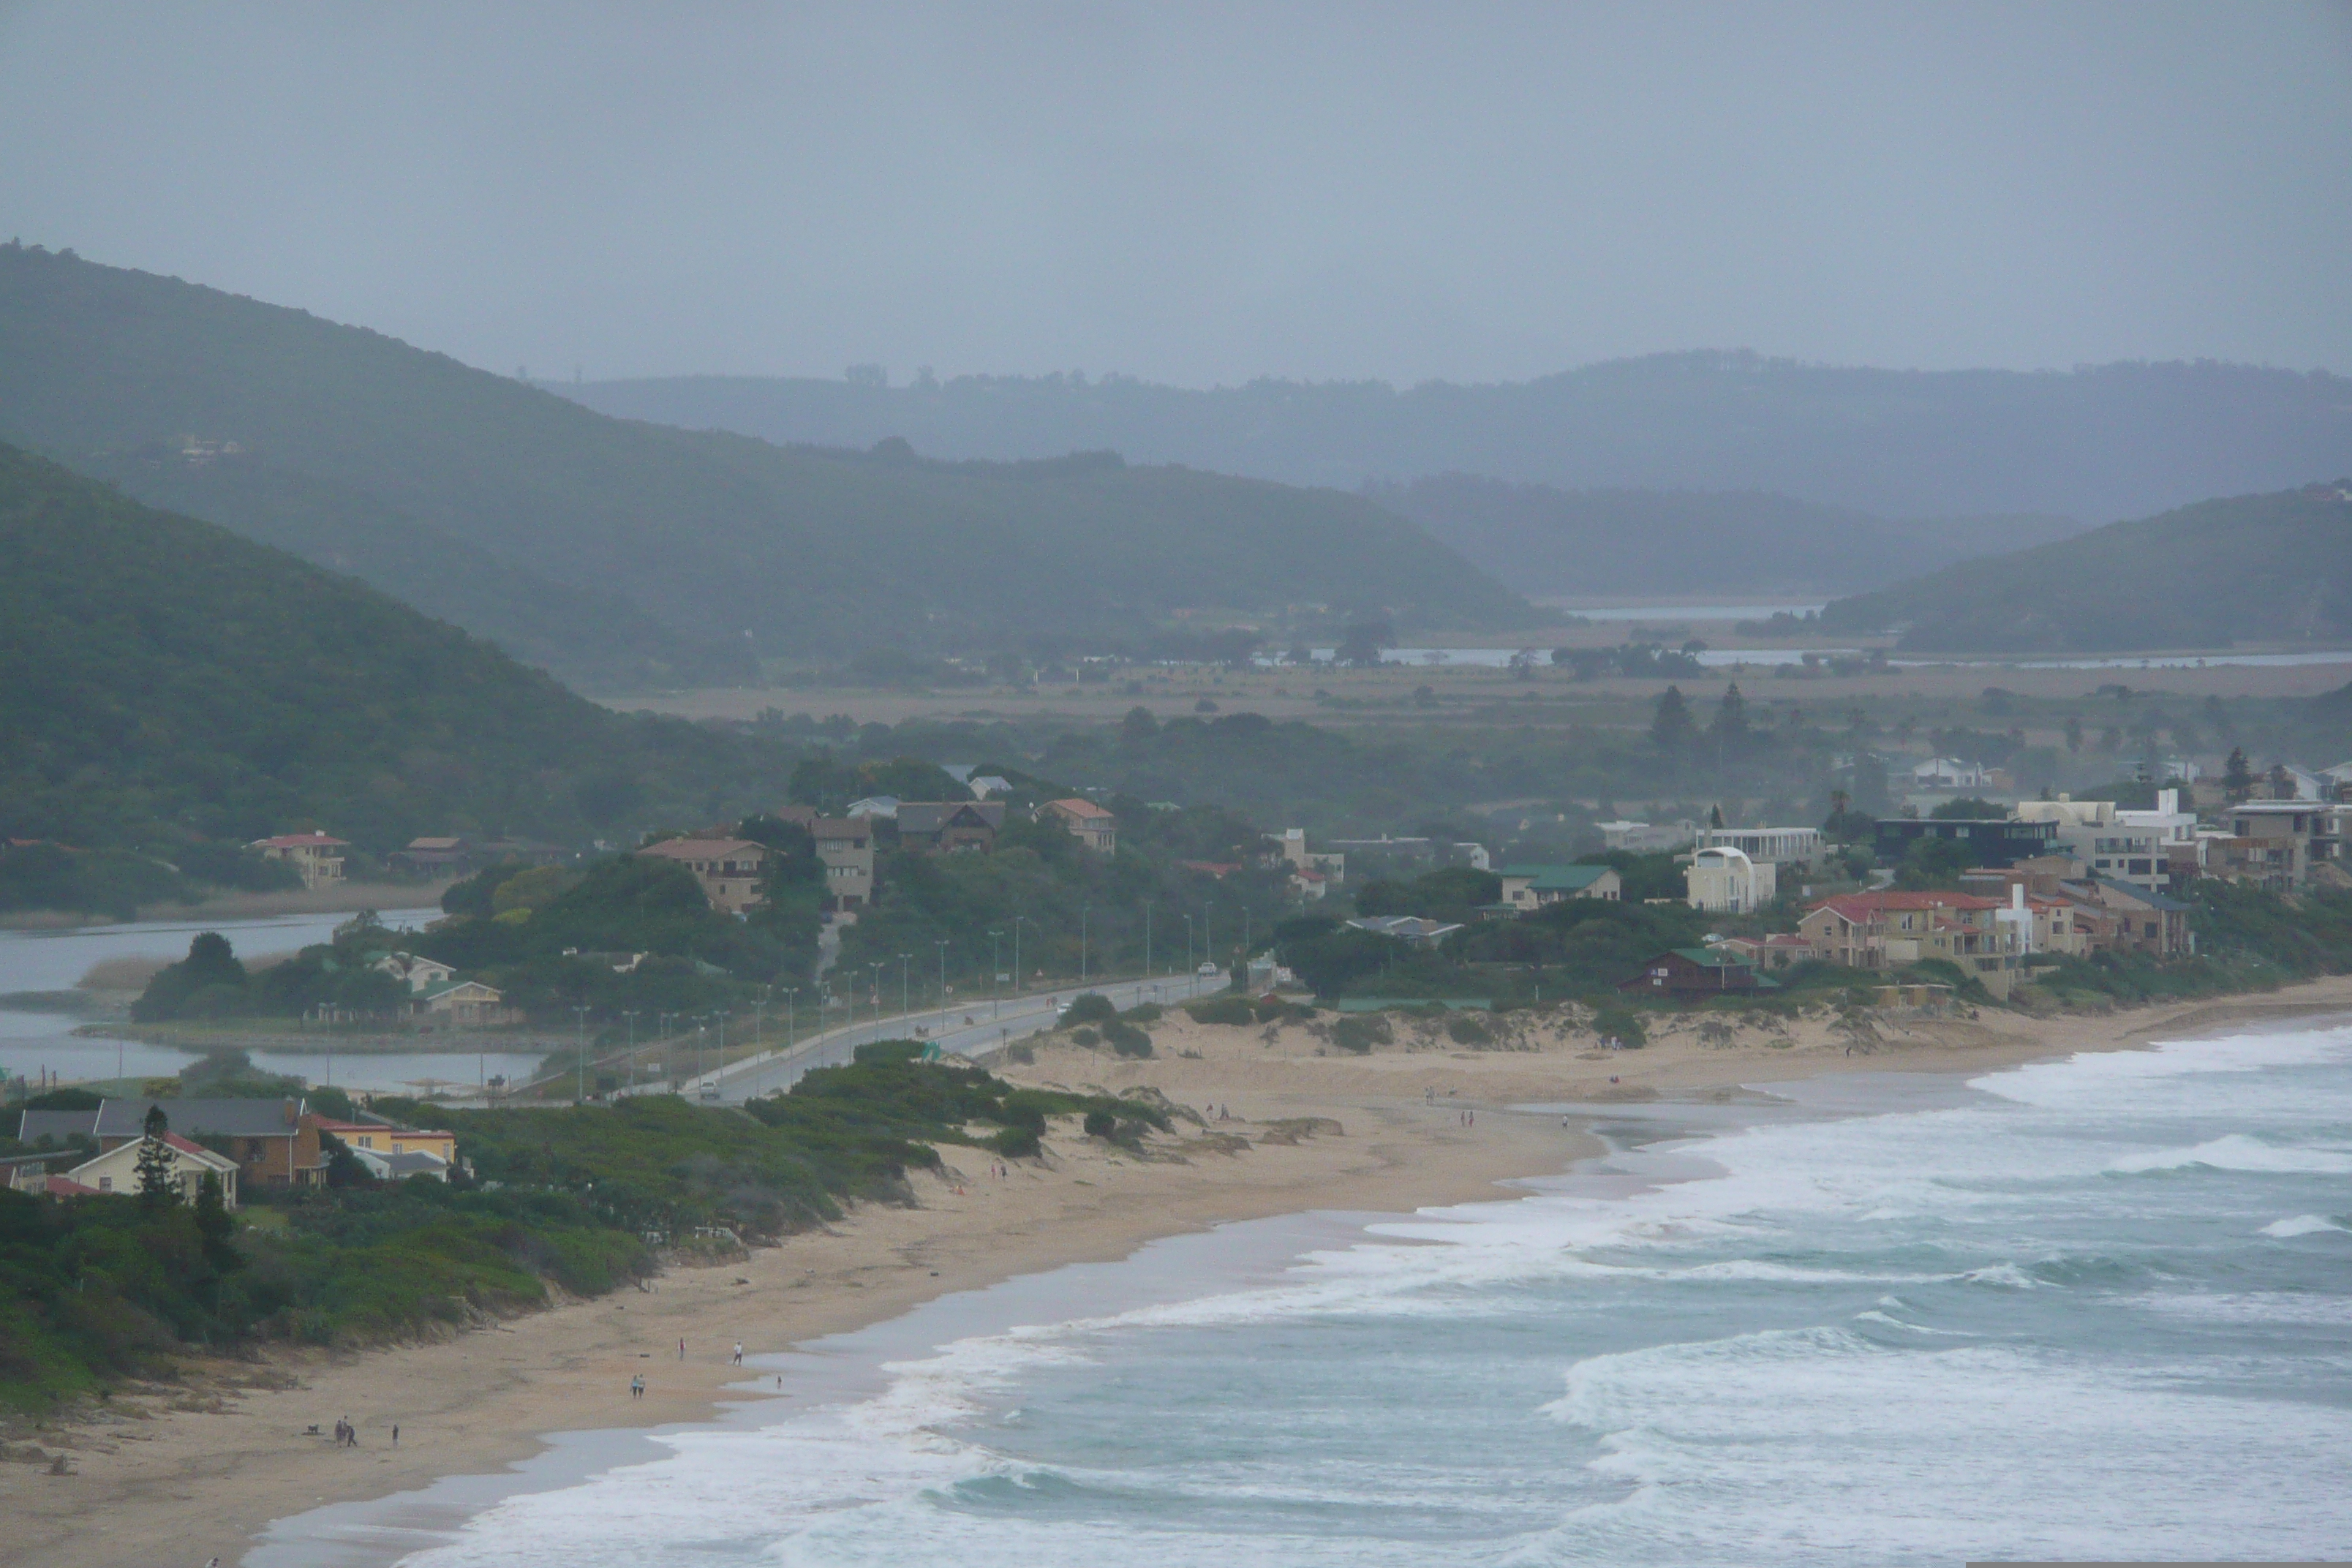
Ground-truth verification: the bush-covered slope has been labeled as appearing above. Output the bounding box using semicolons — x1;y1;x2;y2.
1371;475;2083;598
0;244;1522;682
1819;483;2352;652
0;443;796;863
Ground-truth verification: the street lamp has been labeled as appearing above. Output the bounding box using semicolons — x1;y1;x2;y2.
1142;900;1152;979
934;939;949;1034
988;929;1003;1019
1079;905;1090;985
866;962;883;1040
572;1005;590;1103
1013;914;1033;997
897;952;911;1020
1182;913;1194;976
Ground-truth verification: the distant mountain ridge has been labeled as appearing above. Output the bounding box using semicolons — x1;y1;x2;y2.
0;244;1521;688
552;355;2352;523
1820;483;2352;652
1369;476;2087;599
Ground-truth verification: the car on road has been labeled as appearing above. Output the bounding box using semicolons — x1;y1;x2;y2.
1196;962;1221;977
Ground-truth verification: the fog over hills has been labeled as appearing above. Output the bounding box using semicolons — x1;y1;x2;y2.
1370;478;2087;600
554;355;2352;525
1821;483;2352;652
0;244;1522;688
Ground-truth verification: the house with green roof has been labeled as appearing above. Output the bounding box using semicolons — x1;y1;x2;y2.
1496;864;1621;913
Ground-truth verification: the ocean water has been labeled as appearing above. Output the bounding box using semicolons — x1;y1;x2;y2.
384;1024;2352;1567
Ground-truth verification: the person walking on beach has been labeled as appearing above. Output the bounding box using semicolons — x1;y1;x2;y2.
392;1424;399;1447
678;1337;686;1360
731;1342;744;1366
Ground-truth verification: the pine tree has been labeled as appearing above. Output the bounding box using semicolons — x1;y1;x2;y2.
1650;686;1695;757
2224;747;2254;801
134;1104;178;1207
1708;682;1749;745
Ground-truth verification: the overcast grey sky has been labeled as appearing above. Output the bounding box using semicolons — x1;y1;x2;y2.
4;1;2348;386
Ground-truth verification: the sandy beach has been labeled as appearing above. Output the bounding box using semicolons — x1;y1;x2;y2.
8;976;2352;1568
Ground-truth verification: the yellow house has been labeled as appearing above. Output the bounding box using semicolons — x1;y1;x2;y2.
249;832;349;888
66;1131;240;1209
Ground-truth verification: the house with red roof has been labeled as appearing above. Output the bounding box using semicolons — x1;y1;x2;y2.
1798;889;2026;998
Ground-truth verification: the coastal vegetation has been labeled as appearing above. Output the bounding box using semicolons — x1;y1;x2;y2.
0;1049;1148;1411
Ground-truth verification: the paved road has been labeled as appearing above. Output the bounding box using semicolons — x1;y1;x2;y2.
677;970;1221;1104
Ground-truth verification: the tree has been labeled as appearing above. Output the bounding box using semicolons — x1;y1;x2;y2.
1650;687;1696;758
1120;706;1160;743
2224;747;2254;801
134;1104;177;1207
2064;715;2084;753
2267;763;2296;800
1334;618;1393;668
1708;682;1749;747
1708;803;1725;829
192;1171;240;1274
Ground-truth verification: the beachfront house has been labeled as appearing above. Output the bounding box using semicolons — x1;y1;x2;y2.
62;1131;240;1207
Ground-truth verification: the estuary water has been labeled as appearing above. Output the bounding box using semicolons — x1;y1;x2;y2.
0;908;544;1092
356;1022;2352;1565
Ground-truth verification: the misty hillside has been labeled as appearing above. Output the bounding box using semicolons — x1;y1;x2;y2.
0;442;794;856
1368;476;2085;598
0;245;1521;687
554;354;2352;523
1819;483;2352;652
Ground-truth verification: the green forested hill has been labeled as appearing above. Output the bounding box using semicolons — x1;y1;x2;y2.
0;444;795;864
1819;484;2352;651
0;244;1520;687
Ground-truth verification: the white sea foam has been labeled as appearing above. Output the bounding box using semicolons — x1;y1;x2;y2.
2108;1133;2352;1175
2261;1213;2348;1237
381;1017;2352;1567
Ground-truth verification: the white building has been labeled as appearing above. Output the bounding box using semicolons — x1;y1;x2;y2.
1599;820;1696;853
2015;791;2187;892
1694;826;1823;870
1912;757;1990;790
1685;846;1776;914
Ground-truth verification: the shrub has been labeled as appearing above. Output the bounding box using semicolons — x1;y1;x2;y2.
1102;1020;1153;1058
1588;1005;1647;1048
853;1039;926;1064
1330;1014;1391;1053
1185;995;1257;1026
1062;992;1118;1025
1082;1109;1117;1139
1444;1013;1493;1045
1069;1026;1100;1047
1120;1003;1163;1023
992;1126;1041;1158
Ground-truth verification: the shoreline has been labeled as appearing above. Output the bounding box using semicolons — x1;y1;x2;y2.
8;976;2352;1567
